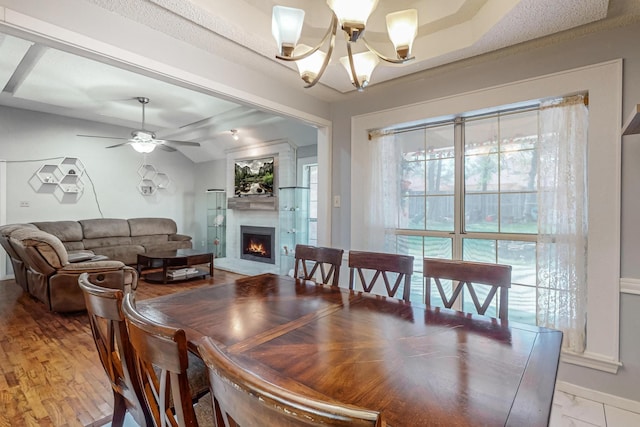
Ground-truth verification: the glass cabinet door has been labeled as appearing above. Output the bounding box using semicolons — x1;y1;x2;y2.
206;190;226;258
279;187;309;274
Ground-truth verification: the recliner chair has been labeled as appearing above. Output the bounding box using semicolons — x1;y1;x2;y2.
8;227;136;312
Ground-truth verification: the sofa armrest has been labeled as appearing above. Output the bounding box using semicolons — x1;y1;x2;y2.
123;265;138;291
68;250;97;263
170;233;192;242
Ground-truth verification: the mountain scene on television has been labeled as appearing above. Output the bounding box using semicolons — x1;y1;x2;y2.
234;157;275;197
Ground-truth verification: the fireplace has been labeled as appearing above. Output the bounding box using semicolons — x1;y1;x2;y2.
240;226;276;264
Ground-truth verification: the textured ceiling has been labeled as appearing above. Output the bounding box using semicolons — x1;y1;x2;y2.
85;0;610;94
2;0;637;162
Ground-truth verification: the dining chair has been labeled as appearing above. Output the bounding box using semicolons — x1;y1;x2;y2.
197;336;385;426
78;273;152;427
294;244;344;286
423;258;512;320
121;292;212;427
348;250;414;302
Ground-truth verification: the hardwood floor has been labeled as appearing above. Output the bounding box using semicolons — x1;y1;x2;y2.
0;269;245;427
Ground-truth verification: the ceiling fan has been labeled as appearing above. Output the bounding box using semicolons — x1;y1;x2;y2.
77;97;201;153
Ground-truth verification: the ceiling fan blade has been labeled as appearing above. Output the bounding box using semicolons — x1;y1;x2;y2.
164;140;201;147
77;134;128;141
105;142;131;149
158;144;177;152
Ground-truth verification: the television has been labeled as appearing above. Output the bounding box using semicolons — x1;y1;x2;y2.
234;157;275;197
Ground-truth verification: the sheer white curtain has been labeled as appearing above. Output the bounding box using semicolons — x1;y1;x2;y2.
364;133;399;252
537;95;588;353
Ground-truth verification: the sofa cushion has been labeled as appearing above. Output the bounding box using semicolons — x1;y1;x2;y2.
31;222;85;251
131;235;168;246
144;241;192;253
129;218;177;236
80;218;130;239
32;220;83;240
91;245;145;265
83;236;132;250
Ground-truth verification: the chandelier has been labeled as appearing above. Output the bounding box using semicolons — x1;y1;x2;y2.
272;0;418;91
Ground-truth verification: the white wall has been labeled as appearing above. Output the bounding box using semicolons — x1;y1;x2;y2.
0;106;197;236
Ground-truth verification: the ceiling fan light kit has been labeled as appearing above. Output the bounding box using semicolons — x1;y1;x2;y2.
272;0;418;91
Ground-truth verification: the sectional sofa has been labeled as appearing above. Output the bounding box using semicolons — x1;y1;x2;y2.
30;217;193;265
0;217;192;312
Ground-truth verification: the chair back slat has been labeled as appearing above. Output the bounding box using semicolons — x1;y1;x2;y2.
122;292;199;427
423;258;512;320
348;251;414;302
294;245;344;286
79;273;152;427
197;336;385;426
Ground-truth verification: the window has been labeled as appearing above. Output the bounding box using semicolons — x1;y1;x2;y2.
391;108;541;324
351;61;621;372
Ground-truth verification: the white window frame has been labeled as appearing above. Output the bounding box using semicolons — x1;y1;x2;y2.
351;60;622;373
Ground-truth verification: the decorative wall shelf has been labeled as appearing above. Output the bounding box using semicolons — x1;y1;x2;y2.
33;157;86;201
138;179;157;195
622;104;640;135
58;157;85;176
137;164;171;195
155;173;171;189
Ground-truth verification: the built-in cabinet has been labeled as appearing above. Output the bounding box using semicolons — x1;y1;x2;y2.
279;186;309;275
206;190;227;258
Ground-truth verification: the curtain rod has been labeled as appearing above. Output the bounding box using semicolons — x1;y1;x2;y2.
368;93;588;141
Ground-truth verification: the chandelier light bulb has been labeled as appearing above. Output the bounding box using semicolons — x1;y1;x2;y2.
340;51;379;90
386;9;418;60
272;6;305;57
293;45;327;85
327;0;379;40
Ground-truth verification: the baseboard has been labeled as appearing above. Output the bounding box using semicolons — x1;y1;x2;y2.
556;381;640;414
0;272;15;281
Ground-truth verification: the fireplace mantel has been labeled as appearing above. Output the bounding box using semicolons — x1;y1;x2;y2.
228;196;277;210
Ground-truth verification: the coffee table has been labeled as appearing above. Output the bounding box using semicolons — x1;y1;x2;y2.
136;249;213;284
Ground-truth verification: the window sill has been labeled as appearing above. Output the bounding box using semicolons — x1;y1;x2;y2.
561;350;622;374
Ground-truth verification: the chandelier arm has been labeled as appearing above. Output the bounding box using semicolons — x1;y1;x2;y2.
362;37;415;64
303;19;337;88
276;14;338;62
346;42;363;91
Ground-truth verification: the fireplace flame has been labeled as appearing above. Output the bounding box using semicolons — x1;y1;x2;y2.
246;240;267;256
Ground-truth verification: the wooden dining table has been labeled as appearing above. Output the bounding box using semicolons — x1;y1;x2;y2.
137;273;562;427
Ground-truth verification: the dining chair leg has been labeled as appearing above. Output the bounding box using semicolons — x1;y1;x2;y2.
111;391;127;427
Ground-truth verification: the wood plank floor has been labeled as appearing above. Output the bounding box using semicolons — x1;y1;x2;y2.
0;268;245;427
